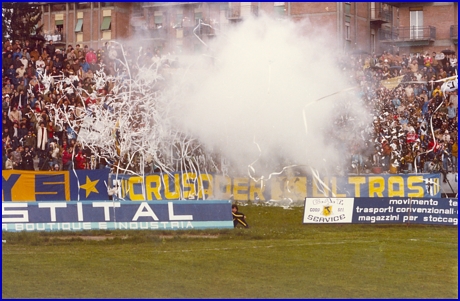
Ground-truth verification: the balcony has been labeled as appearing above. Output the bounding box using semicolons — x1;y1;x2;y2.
44;33;66;44
451;25;458;44
370;7;392;24
226;5;258;20
378;26;436;46
200;24;217;36
382;2;434;8
140;2;199;8
180;21;217;38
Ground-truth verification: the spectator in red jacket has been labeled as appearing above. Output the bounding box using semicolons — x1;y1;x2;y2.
62;147;73;170
85;48;98;72
74;150;86;169
85;48;97;64
406;129;418;144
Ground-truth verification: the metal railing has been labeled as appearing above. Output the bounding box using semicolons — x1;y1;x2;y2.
226;5;258;19
378;26;436;41
370;7;392;23
451;25;458;40
181;22;218;37
377;28;398;41
200;24;217;36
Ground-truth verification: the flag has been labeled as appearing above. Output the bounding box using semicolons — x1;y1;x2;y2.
70;169;110;200
434;75;457;83
380;75;404;90
441;77;458;94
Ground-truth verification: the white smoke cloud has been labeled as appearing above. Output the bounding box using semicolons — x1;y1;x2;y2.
171;14;371;177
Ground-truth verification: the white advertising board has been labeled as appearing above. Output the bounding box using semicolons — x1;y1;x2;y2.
303;198;354;223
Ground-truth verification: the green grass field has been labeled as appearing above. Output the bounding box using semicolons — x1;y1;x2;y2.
2;205;458;298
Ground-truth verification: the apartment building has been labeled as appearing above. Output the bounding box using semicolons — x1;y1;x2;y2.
37;2;131;49
127;2;374;54
35;2;457;56
379;2;458;55
129;2;226;54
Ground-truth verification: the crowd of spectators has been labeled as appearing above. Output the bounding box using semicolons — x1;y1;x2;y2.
1;39;163;171
338;49;458;181
1;38;458;183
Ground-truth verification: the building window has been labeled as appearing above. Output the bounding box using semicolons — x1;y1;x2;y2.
55;20;64;34
56;24;64;34
274;3;285;17
153;11;163;28
410;10;423;39
154;16;163;28
101;7;111;39
345;23;351;40
195;12;202;24
69;3;75;10
101;16;111;31
102;31;111;40
345;39;351;51
176;28;184;39
370;33;375;54
175;13;183;28
101;3;113;8
53;13;64;35
76;32;83;42
75;19;83;32
43;4;49;13
344;3;351;15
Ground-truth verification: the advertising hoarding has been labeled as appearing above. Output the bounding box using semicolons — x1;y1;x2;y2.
2;200;233;232
303;197;458;226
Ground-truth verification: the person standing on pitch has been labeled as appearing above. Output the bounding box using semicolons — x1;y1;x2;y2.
232;204;249;228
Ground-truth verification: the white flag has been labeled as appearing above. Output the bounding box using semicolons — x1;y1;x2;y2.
441;78;458;94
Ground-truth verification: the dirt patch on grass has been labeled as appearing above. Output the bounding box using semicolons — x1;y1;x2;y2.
52;234;219;241
159;234;219;239
53;235;128;241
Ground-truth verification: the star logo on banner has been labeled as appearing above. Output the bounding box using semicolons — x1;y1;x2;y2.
80;176;100;198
